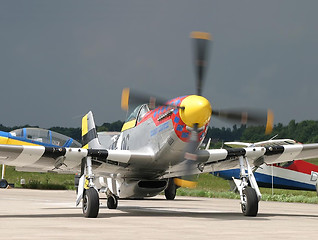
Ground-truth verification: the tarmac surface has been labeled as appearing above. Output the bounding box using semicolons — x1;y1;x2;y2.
0;188;318;239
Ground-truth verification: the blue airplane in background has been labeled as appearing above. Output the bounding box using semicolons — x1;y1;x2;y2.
0;127;81;188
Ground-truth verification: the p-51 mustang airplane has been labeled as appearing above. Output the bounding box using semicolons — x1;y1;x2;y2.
1;32;318;218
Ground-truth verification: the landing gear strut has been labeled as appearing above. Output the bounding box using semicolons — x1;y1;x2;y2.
233;156;261;217
76;157;100;218
0;165;8;189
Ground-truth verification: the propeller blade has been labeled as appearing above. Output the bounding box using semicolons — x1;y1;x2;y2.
121;88;130;111
265;109;274;135
191;31;212;96
174;177;197;188
212;109;274;134
121;88;168;111
174;124;200;189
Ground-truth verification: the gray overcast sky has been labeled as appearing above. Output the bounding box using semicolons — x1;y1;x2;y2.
1;1;318;128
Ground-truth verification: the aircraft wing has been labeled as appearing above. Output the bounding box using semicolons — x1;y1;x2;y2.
164;143;318;178
0;144;153;173
200;143;318;171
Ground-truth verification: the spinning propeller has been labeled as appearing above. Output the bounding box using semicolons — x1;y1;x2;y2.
121;31;274;188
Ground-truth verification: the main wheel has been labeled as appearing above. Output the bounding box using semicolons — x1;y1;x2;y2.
0;179;8;189
241;187;258;216
82;188;99;218
107;195;118;209
164;178;176;200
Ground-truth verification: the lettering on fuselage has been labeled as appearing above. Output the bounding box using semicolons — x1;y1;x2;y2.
121;134;130;150
109;137;119;150
150;122;169;137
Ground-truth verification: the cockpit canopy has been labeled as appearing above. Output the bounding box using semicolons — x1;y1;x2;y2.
122;104;150;131
125;104;150;123
10;128;81;147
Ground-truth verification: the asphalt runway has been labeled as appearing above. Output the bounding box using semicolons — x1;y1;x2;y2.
0;189;317;239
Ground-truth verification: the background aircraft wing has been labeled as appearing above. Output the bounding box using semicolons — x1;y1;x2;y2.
224;142;252;148
0;144;154;173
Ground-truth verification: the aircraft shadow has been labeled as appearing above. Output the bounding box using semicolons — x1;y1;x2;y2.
0;211;261;220
100;207;266;220
119;198;201;202
0;213;82;218
1;206;317;220
99;206;318;220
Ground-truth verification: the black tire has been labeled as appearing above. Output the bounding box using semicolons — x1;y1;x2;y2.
0;179;8;189
164;178;176;200
107;195;118;209
82;188;99;218
241;187;258;217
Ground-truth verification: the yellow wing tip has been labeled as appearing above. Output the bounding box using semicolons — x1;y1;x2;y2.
265;109;274;135
121;88;130;111
190;31;212;40
174;178;197;189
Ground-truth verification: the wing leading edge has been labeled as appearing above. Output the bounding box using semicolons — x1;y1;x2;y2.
0;144;154;173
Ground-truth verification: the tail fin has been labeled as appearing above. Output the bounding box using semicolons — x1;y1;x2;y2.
82;111;102;149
